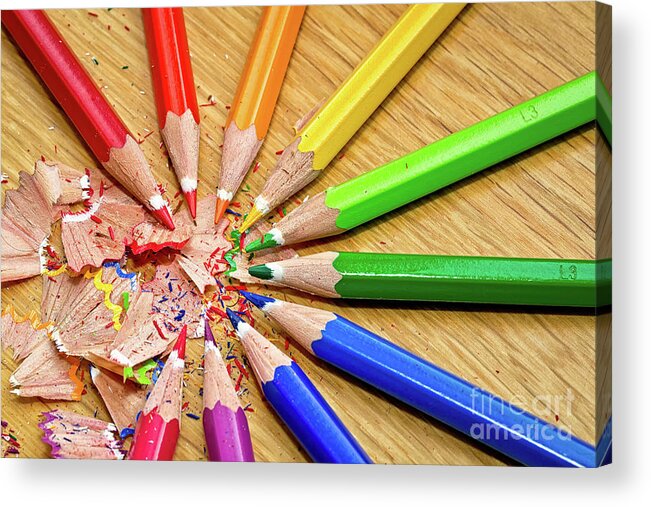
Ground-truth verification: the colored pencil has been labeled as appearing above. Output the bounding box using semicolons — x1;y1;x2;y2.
2;10;174;229
215;6;305;222
128;326;186;460
241;291;599;467
143;8;200;218
596;72;612;145
225;309;372;463
245;72;598;252
238;3;465;231
203;320;255;462
247;252;612;307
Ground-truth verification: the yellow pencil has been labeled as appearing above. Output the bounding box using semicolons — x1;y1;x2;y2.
239;3;465;231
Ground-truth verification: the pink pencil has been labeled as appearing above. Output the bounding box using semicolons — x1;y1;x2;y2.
203;320;255;462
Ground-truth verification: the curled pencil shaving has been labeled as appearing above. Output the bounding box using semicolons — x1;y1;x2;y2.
51;161;92;205
1;160;62;282
176;196;232;293
87;268;124;331
39;410;124;460
109;291;177;367
61;167;145;272
10;340;83;401
129;220;192;255
3;305;83;400
90;365;147;432
41;266;138;358
1;305;52;361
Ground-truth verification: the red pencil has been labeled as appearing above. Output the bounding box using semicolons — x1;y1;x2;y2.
2;10;175;229
128;326;186;460
143;8;200;219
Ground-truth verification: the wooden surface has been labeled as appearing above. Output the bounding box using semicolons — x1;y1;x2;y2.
1;3;609;464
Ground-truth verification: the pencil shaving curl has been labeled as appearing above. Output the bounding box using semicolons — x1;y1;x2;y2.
39;410;124;460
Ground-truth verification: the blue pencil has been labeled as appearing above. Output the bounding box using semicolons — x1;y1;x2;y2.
241;291;600;467
225;308;372;464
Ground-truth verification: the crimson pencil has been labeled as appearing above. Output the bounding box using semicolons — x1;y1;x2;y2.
143;8;200;218
128;326;187;460
203;320;255;461
2;10;174;229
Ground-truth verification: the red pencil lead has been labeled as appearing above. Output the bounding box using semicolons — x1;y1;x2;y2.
174;325;188;359
151;205;175;230
184;188;197;219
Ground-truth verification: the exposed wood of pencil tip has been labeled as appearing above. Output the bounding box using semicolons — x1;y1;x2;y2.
204;338;242;412
141;350;184;422
218;122;263;197
257;136;316;213
161;109;200;188
103;134;164;209
236;322;292;384
254;252;342;298
272;191;343;245
262;299;336;354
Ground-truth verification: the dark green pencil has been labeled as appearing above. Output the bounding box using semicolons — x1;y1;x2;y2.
247;251;612;307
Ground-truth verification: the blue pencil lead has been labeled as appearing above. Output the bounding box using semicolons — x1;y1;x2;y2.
240;290;275;309
226;308;245;329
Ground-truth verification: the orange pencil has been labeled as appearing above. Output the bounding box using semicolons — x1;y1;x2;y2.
215;6;305;222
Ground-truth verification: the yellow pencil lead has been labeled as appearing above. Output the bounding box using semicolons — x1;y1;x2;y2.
238;204;264;232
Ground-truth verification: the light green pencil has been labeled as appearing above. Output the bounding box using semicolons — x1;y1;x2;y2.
245;71;604;253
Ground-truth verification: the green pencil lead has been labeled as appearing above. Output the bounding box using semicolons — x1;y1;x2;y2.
248;264;274;280
244;233;279;253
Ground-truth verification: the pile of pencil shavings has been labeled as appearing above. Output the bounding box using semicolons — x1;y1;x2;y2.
1;157;297;458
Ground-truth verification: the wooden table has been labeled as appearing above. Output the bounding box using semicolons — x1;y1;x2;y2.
1;3;610;464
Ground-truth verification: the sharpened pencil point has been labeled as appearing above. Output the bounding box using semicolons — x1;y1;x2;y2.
245;233;279;253
248;264;274;280
174;325;188;359
184;189;197;219
204;319;216;345
214;197;230;224
151;206;176;230
226;308;245;330
238;205;263;232
240;291;276;309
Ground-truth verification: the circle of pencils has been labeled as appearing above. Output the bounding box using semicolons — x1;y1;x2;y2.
2;4;612;467
247;252;612;307
2;9;175;229
143;7;200;219
240;291;605;467
226;308;372;464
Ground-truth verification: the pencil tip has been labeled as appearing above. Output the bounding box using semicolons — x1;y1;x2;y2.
214;197;230;224
238;205;263;233
248;264;274;280
226;308;244;330
174;325;187;359
240;290;276;309
204;319;215;345
184;189;197;219
151;206;175;230
245;232;279;253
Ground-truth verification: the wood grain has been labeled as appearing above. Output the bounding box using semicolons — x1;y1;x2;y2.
1;3;609;464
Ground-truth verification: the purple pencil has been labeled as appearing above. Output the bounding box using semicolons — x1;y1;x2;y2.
203;320;255;462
